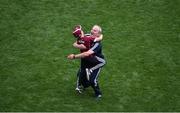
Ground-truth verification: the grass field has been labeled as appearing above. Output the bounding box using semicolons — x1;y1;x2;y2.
0;0;180;112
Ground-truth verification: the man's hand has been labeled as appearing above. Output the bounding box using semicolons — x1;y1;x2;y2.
67;54;75;60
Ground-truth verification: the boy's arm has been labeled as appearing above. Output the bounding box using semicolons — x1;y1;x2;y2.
73;41;87;50
94;34;103;42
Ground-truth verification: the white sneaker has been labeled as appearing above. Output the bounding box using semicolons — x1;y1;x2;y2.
96;94;102;100
97;95;102;98
75;87;82;94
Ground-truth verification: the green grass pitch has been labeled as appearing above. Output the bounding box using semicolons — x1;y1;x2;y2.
0;0;180;112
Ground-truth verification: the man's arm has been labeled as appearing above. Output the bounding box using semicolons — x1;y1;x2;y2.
73;41;87;50
94;34;103;42
68;42;100;60
67;50;94;59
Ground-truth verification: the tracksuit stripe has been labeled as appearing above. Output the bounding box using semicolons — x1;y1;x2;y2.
94;68;101;86
90;43;99;51
90;56;106;71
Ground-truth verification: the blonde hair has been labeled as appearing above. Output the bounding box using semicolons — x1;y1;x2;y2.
92;25;102;34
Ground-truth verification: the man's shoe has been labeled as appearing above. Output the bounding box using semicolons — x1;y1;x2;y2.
95;94;102;100
97;94;102;98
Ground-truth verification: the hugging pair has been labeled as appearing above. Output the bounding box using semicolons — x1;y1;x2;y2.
67;25;106;98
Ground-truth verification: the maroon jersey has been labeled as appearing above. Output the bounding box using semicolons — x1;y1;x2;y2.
77;35;95;53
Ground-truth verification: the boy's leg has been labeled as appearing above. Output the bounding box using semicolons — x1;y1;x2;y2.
80;68;90;88
76;69;81;88
77;60;90;88
75;69;83;93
